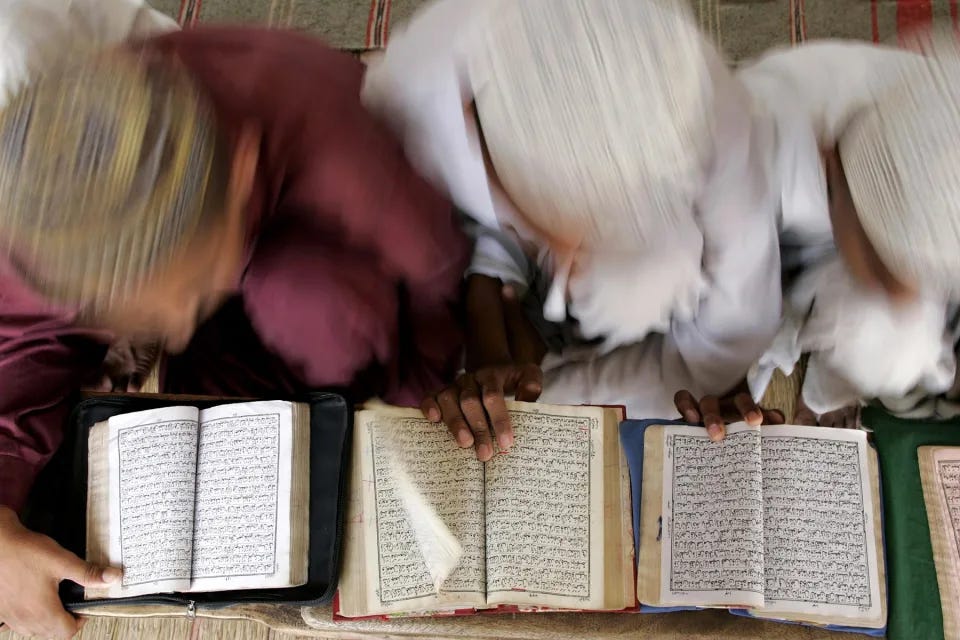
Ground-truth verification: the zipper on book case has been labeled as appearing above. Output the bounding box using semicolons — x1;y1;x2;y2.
67;595;193;612
187;600;196;617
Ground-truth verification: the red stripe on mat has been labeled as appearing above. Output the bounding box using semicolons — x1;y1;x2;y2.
789;0;797;45
381;0;392;46
896;0;933;43
365;0;392;48
191;0;203;25
951;0;959;29
365;0;377;47
799;0;807;41
871;0;880;42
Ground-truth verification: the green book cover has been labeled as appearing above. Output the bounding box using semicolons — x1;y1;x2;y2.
864;408;960;640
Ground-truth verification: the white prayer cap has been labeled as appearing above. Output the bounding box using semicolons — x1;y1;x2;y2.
467;0;714;251
840;28;960;298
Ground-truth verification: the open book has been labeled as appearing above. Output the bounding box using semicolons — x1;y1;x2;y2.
337;402;635;617
85;400;310;599
919;446;960;639
637;423;885;630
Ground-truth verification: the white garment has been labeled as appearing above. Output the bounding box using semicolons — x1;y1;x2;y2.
363;0;783;418
0;0;177;107
739;41;957;415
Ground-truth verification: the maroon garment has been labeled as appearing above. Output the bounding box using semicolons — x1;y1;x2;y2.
0;27;469;512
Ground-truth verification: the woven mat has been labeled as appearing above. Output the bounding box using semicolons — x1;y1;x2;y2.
148;0;959;57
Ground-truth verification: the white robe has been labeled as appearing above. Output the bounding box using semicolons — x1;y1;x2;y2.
0;0;177;107
739;41;957;416
362;0;783;418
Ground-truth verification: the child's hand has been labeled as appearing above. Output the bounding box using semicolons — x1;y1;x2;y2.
421;364;543;461
674;390;785;441
97;338;161;392
0;506;121;638
794;397;861;429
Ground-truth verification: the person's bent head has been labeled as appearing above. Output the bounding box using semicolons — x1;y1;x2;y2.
467;0;714;255
465;0;719;343
833;28;960;303
0;52;260;352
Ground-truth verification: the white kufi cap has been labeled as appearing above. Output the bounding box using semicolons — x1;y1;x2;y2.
467;0;714;251
840;28;960;297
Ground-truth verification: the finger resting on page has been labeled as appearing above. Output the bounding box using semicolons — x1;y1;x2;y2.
674;390;701;423
437;388;473;448
458;377;494;461
734;392;763;426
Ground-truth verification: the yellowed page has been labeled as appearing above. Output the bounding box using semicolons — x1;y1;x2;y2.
85;421;112;600
334;416;373;617
751;426;885;629
601;407;636;611
636;425;665;605
288;403;311;587
756;443;886;629
381;436;463;593
339;407;486;617
485;403;609;610
102;406;199;598
919;445;960;639
188;401;305;593
657;423;765;609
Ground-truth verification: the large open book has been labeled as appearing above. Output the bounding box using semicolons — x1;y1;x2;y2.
337;402;635;617
85;400;310;599
636;423;886;630
919;446;960;639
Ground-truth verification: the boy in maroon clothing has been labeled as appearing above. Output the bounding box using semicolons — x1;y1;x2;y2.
0;28;467;638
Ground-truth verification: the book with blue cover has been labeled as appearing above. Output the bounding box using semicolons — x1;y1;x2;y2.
620;419;886;635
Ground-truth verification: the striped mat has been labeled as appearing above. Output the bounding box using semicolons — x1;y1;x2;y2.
149;0;960;59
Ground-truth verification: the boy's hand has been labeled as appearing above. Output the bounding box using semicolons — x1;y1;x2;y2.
97;339;160;392
421;364;543;461
441;274;547;461
674;390;785;442
0;506;122;639
794;397;861;429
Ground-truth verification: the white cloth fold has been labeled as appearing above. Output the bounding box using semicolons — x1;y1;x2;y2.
0;0;177;108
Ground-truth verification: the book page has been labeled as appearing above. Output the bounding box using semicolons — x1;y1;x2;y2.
105;406;199;598
757;425;882;626
658;423;765;608
919;446;960;638
380;440;464;593
85;422;111;600
601;407;637;612
189;401;300;592
636;424;667;605
485;403;607;610
351;407;486;615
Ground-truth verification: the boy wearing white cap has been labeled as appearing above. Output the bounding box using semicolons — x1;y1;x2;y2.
363;0;783;456
736;32;960;427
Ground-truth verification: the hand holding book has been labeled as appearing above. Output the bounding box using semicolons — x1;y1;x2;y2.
0;506;121;639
